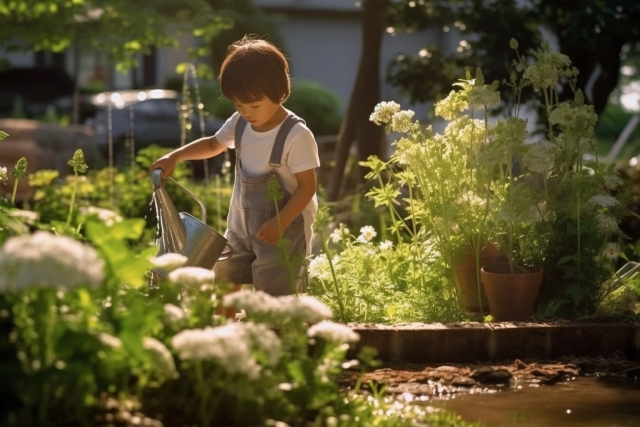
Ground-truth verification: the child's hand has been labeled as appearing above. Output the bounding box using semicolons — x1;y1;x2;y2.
150;154;177;178
256;217;282;245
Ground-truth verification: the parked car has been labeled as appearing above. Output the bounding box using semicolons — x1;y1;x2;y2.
86;89;227;174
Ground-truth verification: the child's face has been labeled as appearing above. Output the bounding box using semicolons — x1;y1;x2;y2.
233;97;285;132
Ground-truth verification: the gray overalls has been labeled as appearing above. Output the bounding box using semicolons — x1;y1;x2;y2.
213;113;307;296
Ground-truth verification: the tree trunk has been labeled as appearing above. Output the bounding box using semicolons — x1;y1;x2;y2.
327;0;388;201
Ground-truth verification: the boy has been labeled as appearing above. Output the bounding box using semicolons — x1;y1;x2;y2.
150;36;320;297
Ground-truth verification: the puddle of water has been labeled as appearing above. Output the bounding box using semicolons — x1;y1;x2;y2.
431;376;640;426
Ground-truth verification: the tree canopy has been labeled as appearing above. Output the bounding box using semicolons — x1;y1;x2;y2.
0;0;231;71
386;0;640;117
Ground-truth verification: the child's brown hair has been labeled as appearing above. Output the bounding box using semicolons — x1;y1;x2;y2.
219;35;291;105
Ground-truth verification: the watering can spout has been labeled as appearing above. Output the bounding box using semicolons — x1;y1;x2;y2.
151;169;232;279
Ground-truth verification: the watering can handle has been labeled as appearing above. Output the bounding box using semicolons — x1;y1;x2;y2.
151;169;207;223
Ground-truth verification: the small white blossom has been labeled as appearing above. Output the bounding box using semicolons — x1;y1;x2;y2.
143;337;178;380
329;228;343;243
589;195;620;208
602;242;620;261
369;101;401;125
168;267;215;286
150;253;188;272
379;240;393;251
358;225;377;242
308;321;360;344
97;332;123;349
0;231;105;292
0;166;7;185
8;210;38;224
163;303;186;324
80;206;123;226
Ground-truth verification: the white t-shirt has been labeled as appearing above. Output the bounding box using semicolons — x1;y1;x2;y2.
214;110;321;250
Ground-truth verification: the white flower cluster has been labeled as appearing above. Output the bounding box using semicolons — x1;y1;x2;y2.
379;240;393;251
150;253;188;272
171;322;282;379
434;90;468;121
603;174;623;191
0;231;105;292
589;195;620;208
143;337;178;380
307;321;360;344
357;225;377;243
596;213;619;236
80;206;123;226
329;223;350;244
369;101;401;125
468;85;500;110
0;166;7;185
522;141;556;175
308;253;332;280
601;242;620;261
390;110;415;133
164;303;186;325
168;267;215;286
223;291;333;323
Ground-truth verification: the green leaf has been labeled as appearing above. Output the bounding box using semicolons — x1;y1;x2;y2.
0;131;8;140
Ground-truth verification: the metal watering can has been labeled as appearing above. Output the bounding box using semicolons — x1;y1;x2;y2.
151;169;232;278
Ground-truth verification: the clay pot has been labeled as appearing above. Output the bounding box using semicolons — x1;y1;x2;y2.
480;263;543;321
454;244;507;313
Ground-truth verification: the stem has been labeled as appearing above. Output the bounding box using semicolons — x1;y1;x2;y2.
11;177;18;204
319;233;345;319
66;171;78;226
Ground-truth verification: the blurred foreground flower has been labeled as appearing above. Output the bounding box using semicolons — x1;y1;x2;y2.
308;321;360;344
223;291;333;323
0;231;104;292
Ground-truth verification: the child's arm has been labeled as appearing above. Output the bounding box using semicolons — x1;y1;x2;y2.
150;136;227;178
257;168;317;245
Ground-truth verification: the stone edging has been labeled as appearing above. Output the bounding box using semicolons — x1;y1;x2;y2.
347;322;640;363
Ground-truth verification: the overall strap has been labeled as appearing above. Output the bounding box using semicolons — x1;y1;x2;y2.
234;115;249;151
269;113;305;168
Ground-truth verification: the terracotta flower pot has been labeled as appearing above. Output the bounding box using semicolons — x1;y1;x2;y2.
480;263;543;321
454;244;507;313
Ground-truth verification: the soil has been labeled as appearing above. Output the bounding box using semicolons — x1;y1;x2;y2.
340;352;640;397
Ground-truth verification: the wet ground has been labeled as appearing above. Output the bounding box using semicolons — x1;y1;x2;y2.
341;353;640;426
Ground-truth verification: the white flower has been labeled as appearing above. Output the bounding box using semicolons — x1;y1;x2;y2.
8;210;38;224
168;267;215;286
171;324;266;380
369;101;401;125
223;291;333;324
80;206;123;226
602;242;620;261
163;303;186;324
0;231;105;292
379;240;393;251
308;321;360;344
0;166;7;185
308;254;332;280
143;337;178;380
240;322;282;366
150;253;188;272
596;213;619;236
358;225;377;242
589;195;620;208
97;332;123;349
390;110;415;133
603;174;623;191
329;228;343;243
